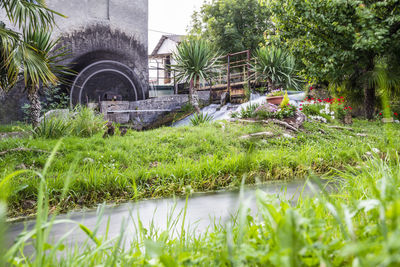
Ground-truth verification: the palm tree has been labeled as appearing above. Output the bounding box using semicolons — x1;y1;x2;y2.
1;0;66;127
172;39;220;113
251;46;302;91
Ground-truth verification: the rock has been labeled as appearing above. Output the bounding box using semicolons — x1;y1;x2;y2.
16;163;27;170
22;200;36;210
0;132;26;140
255;103;279;113
372;148;380;154
220;92;229;106
364;148;381;159
149;161;160;168
39;109;71;122
282;133;295;139
87;102;99;110
364;152;373;159
382;117;394;123
83;158;94;164
344;113;353;125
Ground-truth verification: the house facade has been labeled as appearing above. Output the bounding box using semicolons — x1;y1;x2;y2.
149;35;184;87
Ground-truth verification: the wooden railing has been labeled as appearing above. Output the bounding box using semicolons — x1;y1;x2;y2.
198;50;255;103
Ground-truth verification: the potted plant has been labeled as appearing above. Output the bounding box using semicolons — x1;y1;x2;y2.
266;90;284;105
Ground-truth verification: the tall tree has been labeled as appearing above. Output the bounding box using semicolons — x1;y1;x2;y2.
263;0;400;119
0;0;67;127
189;0;271;53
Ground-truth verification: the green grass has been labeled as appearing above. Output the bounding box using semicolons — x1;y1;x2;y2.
0;122;31;133
2;152;400;266
1;120;399;218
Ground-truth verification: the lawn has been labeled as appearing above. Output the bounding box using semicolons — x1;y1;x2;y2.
1;120;398;218
2;149;399;266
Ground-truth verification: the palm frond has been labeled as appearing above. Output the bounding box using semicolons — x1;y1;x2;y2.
1;0;63;30
6;28;72;89
172;39;221;86
251;46;303;91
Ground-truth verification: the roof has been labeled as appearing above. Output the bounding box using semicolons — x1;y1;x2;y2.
150;35;185;58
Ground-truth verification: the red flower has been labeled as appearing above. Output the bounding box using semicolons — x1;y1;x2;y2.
310;86;314;90
379;113;383;116
300;108;303;111
349;107;352;110
395;112;398;116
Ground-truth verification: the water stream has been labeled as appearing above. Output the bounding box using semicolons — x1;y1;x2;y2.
7;179;324;252
173;92;306;127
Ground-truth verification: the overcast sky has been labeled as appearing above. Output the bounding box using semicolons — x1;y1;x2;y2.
148;0;206;54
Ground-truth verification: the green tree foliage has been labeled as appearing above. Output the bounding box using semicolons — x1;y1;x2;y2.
0;0;69;127
263;0;400;119
189;0;271;53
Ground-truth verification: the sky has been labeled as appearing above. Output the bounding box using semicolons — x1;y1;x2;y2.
148;0;206;54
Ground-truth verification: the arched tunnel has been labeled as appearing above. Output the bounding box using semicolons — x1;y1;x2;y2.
0;0;149;124
69;51;147;106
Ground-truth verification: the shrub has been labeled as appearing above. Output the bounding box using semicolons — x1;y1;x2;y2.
238;103;260;118
70;106;105;137
251;46;303;91
190;113;214;126
31;116;71;139
256;104;296;120
279;91;290;109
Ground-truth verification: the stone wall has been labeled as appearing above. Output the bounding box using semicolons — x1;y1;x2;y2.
100;92;210;129
0;0;148;124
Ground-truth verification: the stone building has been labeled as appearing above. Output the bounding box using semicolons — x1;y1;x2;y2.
149;35;184;86
0;0;149;123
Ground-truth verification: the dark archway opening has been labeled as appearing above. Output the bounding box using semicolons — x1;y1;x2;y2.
66;50;145;106
82;71;137;102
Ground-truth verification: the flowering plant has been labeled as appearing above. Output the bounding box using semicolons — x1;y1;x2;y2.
376;111;399;120
256;103;296;120
299;96;349;122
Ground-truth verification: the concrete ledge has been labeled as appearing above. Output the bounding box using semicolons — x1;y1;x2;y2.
100;92;211;128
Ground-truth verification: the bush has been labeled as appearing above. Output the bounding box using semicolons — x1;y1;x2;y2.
256;104;296;120
300;97;352;123
31;116;71;139
251;46;302;91
30;106;105;139
70;106;105;137
238;103;260;118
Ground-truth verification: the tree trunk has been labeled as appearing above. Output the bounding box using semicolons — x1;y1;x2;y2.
27;85;41;128
364;79;375;120
363;57;376;120
189;79;201;113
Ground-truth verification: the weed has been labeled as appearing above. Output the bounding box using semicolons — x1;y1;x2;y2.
190;113;214;126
